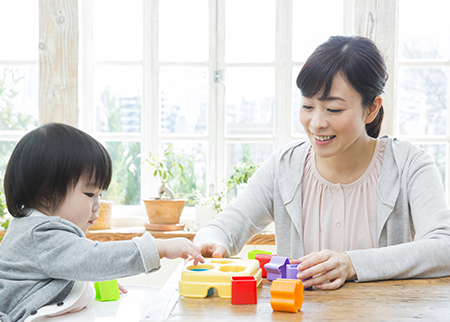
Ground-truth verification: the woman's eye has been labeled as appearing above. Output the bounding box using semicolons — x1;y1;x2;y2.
302;105;313;110
85;193;94;197
328;109;342;113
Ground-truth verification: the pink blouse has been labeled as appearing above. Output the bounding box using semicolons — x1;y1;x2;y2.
301;138;387;255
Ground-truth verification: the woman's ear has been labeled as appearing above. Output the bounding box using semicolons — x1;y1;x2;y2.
365;96;383;124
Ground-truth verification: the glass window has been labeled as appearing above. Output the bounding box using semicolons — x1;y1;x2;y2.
94;66;142;133
226;142;273;178
93;0;143;61
292;0;344;62
398;67;448;136
225;67;275;136
0;67;39;131
0;1;38;61
399;0;450;61
101;141;141;205
159;67;208;135
159;0;209;62
225;0;275;63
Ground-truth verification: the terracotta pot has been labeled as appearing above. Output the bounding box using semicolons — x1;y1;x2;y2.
89;200;113;230
143;199;187;224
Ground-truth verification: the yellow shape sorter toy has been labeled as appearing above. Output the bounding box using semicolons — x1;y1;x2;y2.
179;258;262;299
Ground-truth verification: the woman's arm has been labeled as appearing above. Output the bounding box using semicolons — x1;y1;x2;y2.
194;152;278;257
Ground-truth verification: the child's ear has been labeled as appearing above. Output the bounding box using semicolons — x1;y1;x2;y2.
365;96;382;124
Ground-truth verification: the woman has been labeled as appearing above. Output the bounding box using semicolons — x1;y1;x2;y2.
194;36;450;290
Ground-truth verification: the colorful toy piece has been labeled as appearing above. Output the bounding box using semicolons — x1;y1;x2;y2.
286;263;299;279
255;254;276;278
94;279;120;302
231;276;257;305
270;278;304;313
264;256;290;281
248;249;272;260
179;258;262;299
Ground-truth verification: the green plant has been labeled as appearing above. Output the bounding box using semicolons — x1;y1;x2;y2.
0;175;10;239
190;162;260;212
190;189;226;212
141;144;192;200
225;162;260;194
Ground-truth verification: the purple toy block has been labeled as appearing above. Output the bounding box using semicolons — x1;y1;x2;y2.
286;263;299;280
264;256;290;281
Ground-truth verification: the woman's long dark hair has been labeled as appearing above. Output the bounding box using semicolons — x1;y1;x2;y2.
296;36;388;138
4;123;112;217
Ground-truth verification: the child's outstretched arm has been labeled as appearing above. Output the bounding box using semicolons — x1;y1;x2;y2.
155;238;205;265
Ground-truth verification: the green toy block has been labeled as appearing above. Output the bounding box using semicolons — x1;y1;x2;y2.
94;279;120;302
248;249;272;260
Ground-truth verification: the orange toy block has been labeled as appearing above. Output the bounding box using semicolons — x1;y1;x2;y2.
270;279;304;313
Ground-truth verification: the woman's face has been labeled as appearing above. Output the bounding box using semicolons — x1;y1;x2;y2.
300;73;373;160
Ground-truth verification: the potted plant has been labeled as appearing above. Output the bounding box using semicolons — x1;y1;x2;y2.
141;144;190;225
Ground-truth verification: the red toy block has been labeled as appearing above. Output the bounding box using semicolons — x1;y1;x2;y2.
231;276;257;305
255;254;276;278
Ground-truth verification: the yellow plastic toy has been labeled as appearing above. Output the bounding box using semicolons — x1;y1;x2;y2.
179;258;262;299
270;278;304;313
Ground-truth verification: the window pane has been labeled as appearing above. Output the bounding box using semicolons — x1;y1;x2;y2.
159;0;208;62
0;67;39;131
0;141;16;175
102;141;141;205
93;0;143;61
226;142;273;179
417;143;447;190
94;66;142;133
398;67;449;136
161;142;207;201
292;0;343;62
225;0;275;63
292;66;305;135
399;0;450;61
0;0;38;60
226;67;275;136
160;67;208;135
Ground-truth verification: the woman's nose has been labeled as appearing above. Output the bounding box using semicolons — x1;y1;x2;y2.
311;110;328;129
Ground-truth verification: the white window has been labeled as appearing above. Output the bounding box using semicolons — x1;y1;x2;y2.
0;0;39;177
78;0;348;209
397;0;450;193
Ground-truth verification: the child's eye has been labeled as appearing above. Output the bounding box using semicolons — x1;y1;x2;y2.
85;193;94;197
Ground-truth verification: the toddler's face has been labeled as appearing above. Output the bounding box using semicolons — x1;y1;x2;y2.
53;175;103;233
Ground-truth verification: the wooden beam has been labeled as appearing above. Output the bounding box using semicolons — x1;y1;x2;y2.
354;0;398;137
39;0;78;126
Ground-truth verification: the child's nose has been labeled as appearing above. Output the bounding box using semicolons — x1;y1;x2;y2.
93;198;101;212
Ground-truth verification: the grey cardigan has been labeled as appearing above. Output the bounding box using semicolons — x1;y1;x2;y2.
194;136;450;282
0;211;160;322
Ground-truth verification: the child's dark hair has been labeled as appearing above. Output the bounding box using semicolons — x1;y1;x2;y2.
296;35;388;138
4;123;112;217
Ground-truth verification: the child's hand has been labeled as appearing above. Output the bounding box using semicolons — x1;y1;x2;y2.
155;238;205;265
118;282;128;294
290;249;357;290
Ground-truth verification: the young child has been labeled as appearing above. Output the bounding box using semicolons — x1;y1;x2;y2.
0;123;204;322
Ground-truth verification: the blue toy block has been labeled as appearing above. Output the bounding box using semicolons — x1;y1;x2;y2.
264;256;290;281
94;279;120;302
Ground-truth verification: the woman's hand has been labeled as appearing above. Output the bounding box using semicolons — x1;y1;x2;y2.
290;249;357;290
195;242;228;258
